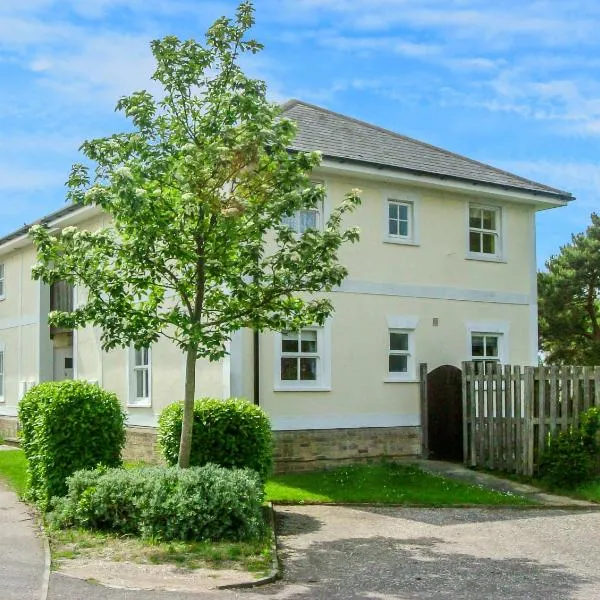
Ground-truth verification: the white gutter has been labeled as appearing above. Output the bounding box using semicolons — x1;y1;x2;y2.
0;204;102;257
317;159;570;211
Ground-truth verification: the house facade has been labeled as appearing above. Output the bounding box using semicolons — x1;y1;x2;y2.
0;100;572;469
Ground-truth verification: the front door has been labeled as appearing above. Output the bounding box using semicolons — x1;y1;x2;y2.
53;348;74;381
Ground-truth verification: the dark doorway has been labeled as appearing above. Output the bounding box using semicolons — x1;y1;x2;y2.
426;365;463;461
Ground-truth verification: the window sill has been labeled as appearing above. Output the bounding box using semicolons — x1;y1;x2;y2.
274;385;331;393
127;401;152;408
384;377;419;383
465;253;506;263
0;296;5;302
383;237;419;247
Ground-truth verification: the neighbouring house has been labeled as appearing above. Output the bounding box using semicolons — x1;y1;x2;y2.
0;100;573;470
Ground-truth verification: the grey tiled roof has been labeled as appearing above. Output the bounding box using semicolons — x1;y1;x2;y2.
281;100;573;201
0;203;82;247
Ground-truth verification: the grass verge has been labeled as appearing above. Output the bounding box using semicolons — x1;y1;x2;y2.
49;525;273;575
0;449;273;576
0;448;27;496
265;462;532;505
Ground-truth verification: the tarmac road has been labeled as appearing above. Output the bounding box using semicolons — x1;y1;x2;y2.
47;505;600;600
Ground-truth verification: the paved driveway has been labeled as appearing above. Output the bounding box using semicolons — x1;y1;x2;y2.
49;505;600;599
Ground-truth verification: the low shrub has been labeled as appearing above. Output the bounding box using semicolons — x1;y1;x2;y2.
18;381;126;509
540;407;600;489
49;464;265;542
158;398;273;480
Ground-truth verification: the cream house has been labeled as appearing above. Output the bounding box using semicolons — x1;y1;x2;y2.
0;100;572;469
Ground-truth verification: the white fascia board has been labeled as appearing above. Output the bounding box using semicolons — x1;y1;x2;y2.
0;204;102;257
315;160;570;211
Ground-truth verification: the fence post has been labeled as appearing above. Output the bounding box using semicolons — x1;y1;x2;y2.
461;361;470;466
504;364;513;473
524;366;535;476
419;363;428;459
537;365;545;473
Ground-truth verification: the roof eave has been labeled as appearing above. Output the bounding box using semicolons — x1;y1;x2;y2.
314;154;575;206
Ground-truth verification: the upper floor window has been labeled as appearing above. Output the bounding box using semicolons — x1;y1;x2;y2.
387;200;412;239
129;346;151;406
282;209;320;233
383;192;419;245
0;263;5;299
468;204;501;258
275;325;331;391
281;180;324;234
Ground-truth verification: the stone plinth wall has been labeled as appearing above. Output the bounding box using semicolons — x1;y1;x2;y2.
0;416;19;443
272;426;421;473
124;426;164;464
1;415;421;471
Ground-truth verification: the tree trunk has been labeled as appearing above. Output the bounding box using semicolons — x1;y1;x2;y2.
178;346;197;468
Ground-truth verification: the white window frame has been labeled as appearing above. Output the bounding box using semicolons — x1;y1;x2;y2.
466;203;504;261
0;263;5;300
281;180;326;234
128;346;152;407
384;315;419;382
465;321;509;366
0;344;4;402
274;322;331;392
383;190;419;245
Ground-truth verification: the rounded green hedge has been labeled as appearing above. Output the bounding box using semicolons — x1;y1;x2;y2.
18;380;126;509
158;398;273;480
49;464;265;542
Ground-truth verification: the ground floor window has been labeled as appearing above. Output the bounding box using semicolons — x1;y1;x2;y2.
275;325;331;391
0;348;4;401
471;333;501;370
387;329;415;380
129;346;151;406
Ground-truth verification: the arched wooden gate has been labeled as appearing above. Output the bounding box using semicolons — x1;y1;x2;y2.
424;364;463;461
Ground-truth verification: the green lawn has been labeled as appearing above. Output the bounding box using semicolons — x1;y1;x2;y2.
0;449;27;496
265;463;532;505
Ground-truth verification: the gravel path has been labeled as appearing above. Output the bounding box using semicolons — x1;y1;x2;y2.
48;505;600;599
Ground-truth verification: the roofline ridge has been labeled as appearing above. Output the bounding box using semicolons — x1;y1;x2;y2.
281;99;573;199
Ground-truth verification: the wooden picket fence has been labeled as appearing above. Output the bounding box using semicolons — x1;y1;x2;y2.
462;362;600;476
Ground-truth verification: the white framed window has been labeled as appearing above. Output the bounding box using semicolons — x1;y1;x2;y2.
383;190;419;245
385;315;418;382
274;324;331;391
281;209;320;233
470;333;501;369
281;180;325;234
0;263;5;299
128;346;151;406
468;204;502;259
0;347;4;402
465;320;509;368
387;200;412;239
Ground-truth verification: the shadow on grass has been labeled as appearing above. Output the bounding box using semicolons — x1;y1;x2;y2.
248;536;587;600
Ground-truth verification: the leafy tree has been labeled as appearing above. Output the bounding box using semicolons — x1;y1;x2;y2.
538;213;600;364
30;2;361;467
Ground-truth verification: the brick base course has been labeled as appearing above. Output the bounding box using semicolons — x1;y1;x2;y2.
0;416;19;443
0;414;421;471
272;426;421;472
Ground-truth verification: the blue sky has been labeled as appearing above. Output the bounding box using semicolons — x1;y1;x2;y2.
1;0;599;266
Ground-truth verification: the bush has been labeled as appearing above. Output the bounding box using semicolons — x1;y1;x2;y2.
18;380;126;509
49;464;265;542
158;398;273;480
540;407;600;489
